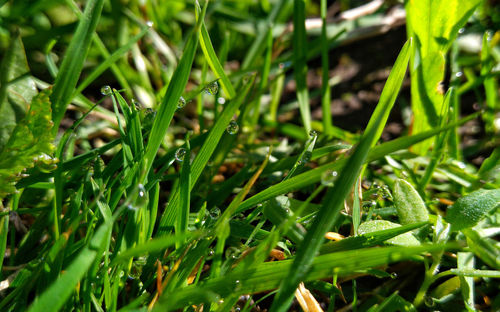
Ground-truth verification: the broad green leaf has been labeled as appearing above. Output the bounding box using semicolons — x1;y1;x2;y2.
0;33;38;152
393;179;429;225
50;0;105;129
358;220;421;247
446;189;500;231
0;89;55;197
406;0;481;153
269;39;411;312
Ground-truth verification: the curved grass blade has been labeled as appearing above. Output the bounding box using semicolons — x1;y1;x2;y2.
269;39;412;311
199;21;236;99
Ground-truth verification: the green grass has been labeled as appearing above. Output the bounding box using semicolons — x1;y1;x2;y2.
0;1;499;311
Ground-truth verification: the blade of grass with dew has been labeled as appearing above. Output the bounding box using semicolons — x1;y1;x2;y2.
156;74;256;236
319;221;428;254
50;0;104;130
269;39;411;311
111;232;202;266
293;0;312;134
199;20;236;99
176;135;191;247
237;112;478;214
155;244;447;310
141;2;207;183
320;0;333;135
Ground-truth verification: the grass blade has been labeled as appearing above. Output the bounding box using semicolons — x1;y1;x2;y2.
155;244;447;310
50;0;104;130
74;25;150;96
269;39;411;311
293;0;312;134
156;74;256;235
199;21;236;99
141;3;206;182
320;0;333;135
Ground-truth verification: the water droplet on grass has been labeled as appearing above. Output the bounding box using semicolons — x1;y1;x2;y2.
177;96;186;109
146;20;154;27
455;71;463;78
226;120;239;135
138;184;146;198
204;81;219;95
217;97;225;105
101;85;112;96
309;130;317;137
299;151;312;165
458;28;465;34
321;170;338;186
175;148;186;162
210;207;221;218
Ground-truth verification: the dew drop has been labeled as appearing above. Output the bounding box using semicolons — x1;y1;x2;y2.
210;207;221;218
127;204;137;211
101;85;112;96
131;98;142;110
458;28;465;34
321;169;338;186
175;148;186;162
217;97;226;105
457;162;466;169
390;272;398;279
299;151;312;165
138;184;146;198
177;96;186;109
226;120;239;135
455;71;463;78
424;296;435;307
208;249;214;256
204;81;219;95
309;130;317;137
146;20;154;28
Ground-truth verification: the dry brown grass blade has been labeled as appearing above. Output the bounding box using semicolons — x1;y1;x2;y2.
294;282;324;312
